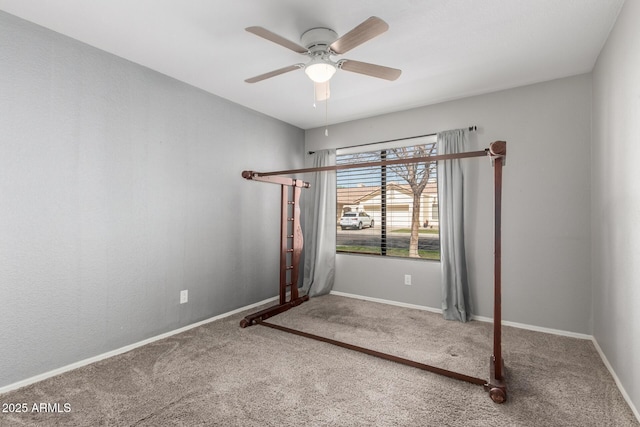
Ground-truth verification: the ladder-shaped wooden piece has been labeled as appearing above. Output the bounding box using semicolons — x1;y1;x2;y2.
280;183;303;304
239;173;310;328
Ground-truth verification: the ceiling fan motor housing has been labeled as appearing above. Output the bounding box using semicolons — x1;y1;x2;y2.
300;28;338;53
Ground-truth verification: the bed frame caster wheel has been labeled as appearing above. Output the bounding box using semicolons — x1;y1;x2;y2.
239;318;250;328
489;387;506;404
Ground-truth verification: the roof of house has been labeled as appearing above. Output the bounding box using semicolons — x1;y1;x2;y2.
337;182;437;206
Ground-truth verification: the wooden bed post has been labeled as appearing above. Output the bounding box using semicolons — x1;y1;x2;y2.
485;141;507;403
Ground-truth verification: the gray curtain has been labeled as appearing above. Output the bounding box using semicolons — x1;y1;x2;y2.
302;149;336;297
437;129;471;322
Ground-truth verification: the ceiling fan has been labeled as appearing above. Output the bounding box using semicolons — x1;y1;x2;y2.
244;16;401;101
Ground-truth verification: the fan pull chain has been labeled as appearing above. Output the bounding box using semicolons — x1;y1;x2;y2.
312;83;317;108
324;84;329;137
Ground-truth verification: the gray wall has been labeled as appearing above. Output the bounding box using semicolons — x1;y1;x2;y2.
306;74;593;334
592;0;640;414
0;12;304;388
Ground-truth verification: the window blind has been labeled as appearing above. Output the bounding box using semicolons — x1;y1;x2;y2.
336;136;440;260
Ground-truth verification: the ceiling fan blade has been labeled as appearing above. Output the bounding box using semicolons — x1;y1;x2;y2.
314;81;330;102
339;59;401;81
330;16;389;55
245;64;303;83
246;26;308;54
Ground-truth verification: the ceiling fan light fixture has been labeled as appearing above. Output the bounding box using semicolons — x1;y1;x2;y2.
304;60;336;83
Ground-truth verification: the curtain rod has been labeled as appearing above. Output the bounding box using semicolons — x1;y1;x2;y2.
308;125;477;155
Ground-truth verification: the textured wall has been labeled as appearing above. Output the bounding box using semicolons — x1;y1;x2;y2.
592;0;640;416
306;74;593;335
0;11;304;388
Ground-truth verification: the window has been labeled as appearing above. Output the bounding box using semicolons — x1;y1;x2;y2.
336;136;440;260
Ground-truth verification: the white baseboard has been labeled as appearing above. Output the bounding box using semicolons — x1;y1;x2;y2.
0;296;278;395
470;314;592;340
329;291;443;314
591;338;640;423
330;290;592;339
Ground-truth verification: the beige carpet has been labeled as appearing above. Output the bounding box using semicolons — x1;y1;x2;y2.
1;294;637;426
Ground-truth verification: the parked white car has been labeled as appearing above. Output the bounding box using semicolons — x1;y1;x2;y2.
340;212;374;230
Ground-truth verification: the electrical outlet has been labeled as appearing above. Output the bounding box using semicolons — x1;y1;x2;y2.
404;274;412;286
180;290;188;304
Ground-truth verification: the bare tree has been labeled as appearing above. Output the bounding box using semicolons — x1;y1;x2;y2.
387;144;437;257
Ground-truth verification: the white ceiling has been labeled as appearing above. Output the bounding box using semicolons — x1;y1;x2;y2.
0;0;625;130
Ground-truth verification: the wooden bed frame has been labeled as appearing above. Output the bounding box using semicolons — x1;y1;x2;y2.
239;140;507;403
